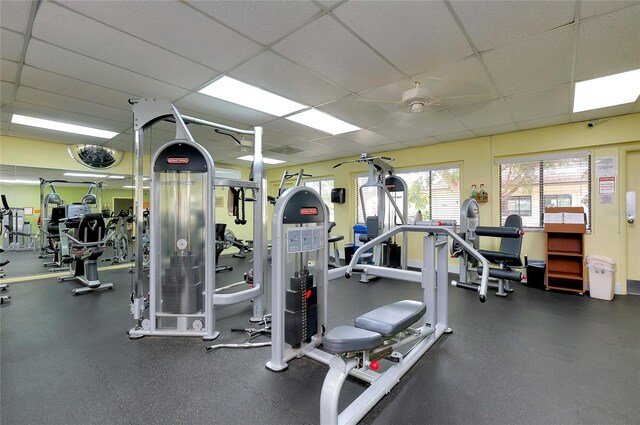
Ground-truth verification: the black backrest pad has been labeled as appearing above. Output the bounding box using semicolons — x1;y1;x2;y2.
215;223;227;240
76;213;106;243
500;214;523;257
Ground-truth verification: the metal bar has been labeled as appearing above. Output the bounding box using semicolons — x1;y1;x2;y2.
213;178;259;189
181;115;254;135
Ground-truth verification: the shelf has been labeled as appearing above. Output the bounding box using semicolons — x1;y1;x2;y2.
547;271;584;281
547;251;584;258
546;285;584;295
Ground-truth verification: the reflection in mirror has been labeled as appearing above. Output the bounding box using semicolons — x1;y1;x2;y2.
0;164;142;279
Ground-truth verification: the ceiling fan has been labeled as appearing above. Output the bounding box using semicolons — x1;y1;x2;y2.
357;80;491;113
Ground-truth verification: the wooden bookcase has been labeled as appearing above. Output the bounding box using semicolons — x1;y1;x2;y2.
544;207;586;295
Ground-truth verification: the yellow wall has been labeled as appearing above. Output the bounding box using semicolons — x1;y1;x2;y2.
267;113;640;293
3;114;639;291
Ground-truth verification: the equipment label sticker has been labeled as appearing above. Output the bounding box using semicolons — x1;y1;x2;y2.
287;226;323;253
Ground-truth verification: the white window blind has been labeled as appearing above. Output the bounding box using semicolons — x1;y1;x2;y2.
304;179;334;222
355;167;460;223
499;154;591;229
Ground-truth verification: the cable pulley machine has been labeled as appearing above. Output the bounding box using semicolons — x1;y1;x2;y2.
128;98;267;340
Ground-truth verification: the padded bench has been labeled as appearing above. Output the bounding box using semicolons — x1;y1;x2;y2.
324;300;426;353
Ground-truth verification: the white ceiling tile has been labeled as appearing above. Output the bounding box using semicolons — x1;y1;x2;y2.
310;136;359;152
369;121;430;142
401;110;469;136
375;142;407;152
58;0;262;72
1;59;19;83
20;66;134;110
519;114;571;130
504;84;571;122
272;15;404;92
1;29;24;61
451;1;575;52
434;130;476;143
32;2;216;90
575;4;640;81
333;1;472;75
483;26;574;96
230;51;349;107
175;93;273;127
472;123;519;137
25;40;189;101
190;1;322;45
450;98;514;129
264;117;329;141
1;81;15;100
0;0;31;33
580;1;639;19
402;137;439;148
319;95;395;129
339;129;396;147
630;100;640;113
16;86;132;124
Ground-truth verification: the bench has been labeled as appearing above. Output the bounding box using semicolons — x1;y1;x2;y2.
324;300;426;353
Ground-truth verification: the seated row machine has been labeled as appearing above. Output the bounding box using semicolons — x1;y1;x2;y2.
58;211;114;295
266;186;491;425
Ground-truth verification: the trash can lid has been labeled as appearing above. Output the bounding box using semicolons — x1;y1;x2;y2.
354;224;367;231
586;255;615;264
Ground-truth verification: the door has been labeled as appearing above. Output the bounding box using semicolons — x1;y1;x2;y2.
626;150;640;293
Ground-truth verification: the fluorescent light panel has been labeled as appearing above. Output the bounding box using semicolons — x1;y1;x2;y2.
64;172;107;178
199;76;307;117
286;109;361;135
11;114;118;139
107;175;126;179
0;179;39;185
237;155;285;165
123;185;150;189
573;69;640;113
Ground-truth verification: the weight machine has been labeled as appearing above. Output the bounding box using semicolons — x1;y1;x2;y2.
1;195;38;251
266;186;491;424
334;154;408;282
128;98;267;340
450;198;525;297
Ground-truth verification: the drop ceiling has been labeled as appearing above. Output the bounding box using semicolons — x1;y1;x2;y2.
1;0;639;168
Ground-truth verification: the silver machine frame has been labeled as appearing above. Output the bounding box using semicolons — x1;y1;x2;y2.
267;187;490;424
128;98;267;340
343;154;408;281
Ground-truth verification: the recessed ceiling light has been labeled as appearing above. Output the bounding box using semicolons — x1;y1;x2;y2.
0;179;40;185
573;69;640;113
199;76;307;117
64;172;108;178
123;185;150;189
285;109;361;135
11;114;118;139
237;155;285;165
107;175;126;179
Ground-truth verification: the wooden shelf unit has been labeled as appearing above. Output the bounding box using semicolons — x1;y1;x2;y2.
544;207;586;295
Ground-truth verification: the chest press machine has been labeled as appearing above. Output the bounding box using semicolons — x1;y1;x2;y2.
267;186;490;425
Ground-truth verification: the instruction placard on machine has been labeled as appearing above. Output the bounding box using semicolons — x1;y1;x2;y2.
288;226;324;253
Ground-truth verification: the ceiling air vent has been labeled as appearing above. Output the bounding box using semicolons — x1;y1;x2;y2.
67;144;124;169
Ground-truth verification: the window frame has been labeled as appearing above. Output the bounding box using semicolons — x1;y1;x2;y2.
498;152;592;230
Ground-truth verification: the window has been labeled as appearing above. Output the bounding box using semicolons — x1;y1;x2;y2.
355;167;460;224
304;179;334;222
499;153;591;229
506;195;532;217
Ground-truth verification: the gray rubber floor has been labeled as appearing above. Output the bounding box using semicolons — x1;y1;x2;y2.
2;256;639;425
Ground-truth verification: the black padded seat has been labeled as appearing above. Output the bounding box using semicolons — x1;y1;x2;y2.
355;300;426;337
323;326;382;353
477;249;523;266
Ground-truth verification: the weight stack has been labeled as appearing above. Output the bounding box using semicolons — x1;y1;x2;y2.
285;274;317;347
162;253;202;314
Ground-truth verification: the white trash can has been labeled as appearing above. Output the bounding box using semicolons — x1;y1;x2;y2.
586;255;616;300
